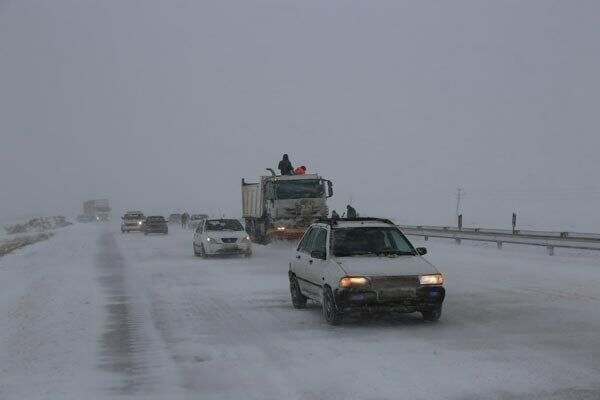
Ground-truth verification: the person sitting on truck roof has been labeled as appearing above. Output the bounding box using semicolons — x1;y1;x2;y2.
278;154;294;175
294;165;306;175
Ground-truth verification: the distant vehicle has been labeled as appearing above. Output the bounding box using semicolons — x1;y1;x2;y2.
242;171;333;243
143;216;168;235
288;218;445;325
76;214;95;223
193;218;252;257
168;213;182;224
82;199;111;221
188;214;208;230
121;211;145;233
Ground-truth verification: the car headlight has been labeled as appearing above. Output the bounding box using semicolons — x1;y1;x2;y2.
206;237;217;243
419;274;444;285
339;276;370;289
241;235;251;243
138;221;143;225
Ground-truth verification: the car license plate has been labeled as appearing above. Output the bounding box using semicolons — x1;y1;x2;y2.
379;288;415;301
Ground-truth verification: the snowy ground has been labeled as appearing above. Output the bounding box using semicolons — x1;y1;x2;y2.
1;223;600;400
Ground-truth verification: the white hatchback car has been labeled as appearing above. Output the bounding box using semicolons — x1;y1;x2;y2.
289;218;445;324
193;218;252;257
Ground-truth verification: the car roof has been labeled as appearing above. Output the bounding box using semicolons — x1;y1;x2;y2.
312;218;397;229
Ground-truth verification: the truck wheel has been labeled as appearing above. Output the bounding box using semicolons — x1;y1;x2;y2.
322;287;342;325
289;275;307;309
421;306;442;322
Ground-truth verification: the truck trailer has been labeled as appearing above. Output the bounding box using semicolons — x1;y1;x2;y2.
83;199;111;222
242;172;333;243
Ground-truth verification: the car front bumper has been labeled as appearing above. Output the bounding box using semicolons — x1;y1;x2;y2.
334;286;445;313
144;226;168;234
205;242;251;255
122;224;143;231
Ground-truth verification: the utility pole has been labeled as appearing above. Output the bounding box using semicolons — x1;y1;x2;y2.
455;187;464;217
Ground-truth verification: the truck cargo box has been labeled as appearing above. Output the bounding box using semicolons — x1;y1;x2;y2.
241;181;263;218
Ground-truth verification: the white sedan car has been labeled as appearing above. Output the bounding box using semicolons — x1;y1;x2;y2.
288;218;445;325
193;219;252;257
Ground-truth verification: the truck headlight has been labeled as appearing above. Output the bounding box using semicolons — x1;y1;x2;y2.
276;226;286;231
138;221;142;225
419;274;444;285
339;276;370;289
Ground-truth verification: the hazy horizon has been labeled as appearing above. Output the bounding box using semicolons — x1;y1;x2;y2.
2;0;600;231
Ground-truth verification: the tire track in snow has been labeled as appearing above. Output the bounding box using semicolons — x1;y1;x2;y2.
95;232;185;398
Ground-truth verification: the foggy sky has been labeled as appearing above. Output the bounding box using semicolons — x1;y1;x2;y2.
1;0;600;230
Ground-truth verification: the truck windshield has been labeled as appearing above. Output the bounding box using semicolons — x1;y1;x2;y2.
332;227;415;257
275;180;324;199
206;219;244;231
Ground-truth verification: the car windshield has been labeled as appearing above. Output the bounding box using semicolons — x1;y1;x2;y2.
275;180;324;199
147;216;165;222
332;227;415;257
205;219;244;231
125;214;143;219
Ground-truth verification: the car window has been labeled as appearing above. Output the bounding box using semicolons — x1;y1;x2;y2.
297;228;313;251
310;228;327;256
298;228;318;253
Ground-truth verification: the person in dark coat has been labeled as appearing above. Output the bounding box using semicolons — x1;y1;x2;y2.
331;210;340;220
278;154;294;175
346;205;357;219
181;212;189;228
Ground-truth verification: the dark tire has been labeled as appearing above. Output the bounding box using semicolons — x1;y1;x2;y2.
422;307;442;322
200;244;207;258
322;287;342;325
144;231;148;235
193;243;201;257
289;275;307;309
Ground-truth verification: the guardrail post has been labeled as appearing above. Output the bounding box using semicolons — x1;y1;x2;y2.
547;246;554;256
455;238;461;245
497;241;502;249
424;235;428;241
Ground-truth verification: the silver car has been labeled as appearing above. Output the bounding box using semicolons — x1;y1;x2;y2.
288;218;445;325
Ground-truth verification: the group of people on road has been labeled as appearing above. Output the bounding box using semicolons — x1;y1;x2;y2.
181;212;189;228
278;154;306;176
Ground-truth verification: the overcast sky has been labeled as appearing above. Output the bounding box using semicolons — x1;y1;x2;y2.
1;0;599;230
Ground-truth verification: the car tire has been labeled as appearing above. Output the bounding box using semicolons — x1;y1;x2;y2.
421;306;442;322
289;275;307;309
322;287;342;325
193;243;201;257
200;244;207;258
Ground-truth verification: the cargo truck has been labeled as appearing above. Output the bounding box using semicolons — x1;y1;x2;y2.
83;199;111;222
242;171;333;243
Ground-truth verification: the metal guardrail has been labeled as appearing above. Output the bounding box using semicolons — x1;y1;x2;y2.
398;225;600;255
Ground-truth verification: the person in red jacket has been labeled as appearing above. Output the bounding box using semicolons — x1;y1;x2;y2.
294;165;306;175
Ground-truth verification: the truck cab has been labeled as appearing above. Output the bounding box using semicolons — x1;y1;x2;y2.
242;172;333;243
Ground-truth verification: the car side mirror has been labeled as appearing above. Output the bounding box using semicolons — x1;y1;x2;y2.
416;247;427;256
310;250;326;260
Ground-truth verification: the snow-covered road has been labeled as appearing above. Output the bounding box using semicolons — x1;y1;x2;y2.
1;223;600;399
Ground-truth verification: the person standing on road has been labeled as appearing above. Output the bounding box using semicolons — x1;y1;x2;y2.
181;212;189;228
346;205;357;219
278;154;294;175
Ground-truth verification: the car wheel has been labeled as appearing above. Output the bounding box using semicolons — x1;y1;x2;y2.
289;275;307;309
200;244;207;258
193;243;201;257
322;287;342;325
244;250;253;258
421;306;442;322
144;231;148;235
